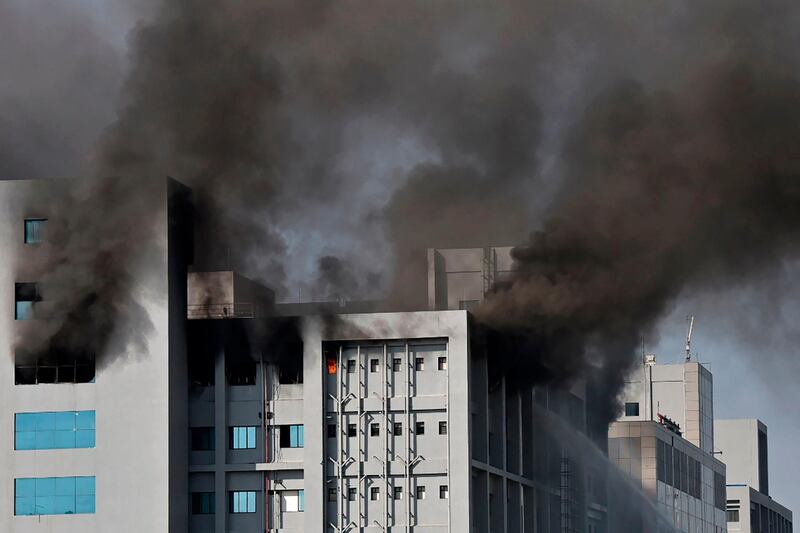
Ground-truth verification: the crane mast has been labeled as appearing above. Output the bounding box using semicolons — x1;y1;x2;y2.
685;315;695;362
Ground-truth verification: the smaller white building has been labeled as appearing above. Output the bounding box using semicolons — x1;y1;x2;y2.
715;419;792;533
610;356;727;532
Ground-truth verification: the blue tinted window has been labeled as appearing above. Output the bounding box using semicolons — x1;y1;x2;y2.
289;425;304;448
230;426;256;449
24;219;47;244
15;301;34;320
15;476;95;516
15;411;96;450
230;491;256;513
299;489;305;512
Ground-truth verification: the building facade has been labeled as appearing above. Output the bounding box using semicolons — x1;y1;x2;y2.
1;184;610;533
714;419;792;533
610;356;728;532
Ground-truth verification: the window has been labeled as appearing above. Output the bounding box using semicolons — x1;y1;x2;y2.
15;355;95;385
24;218;47;244
369;423;380;437
15;476;95;515
280;490;304;512
15;411;96;451
347;359;356;373
230;491;256;513
392;358;401;372
439;421;448;435
229;426;256;449
393;486;403;500
415;421;425;435
727;509;740;522
393;422;402;435
327;424;336;439
415;357;425;371
328;488;337;502
348;488;356;501
348;424;357;437
191;427;215;451
280;425;304;448
370;487;380;501
439;485;449;499
191;492;215;514
624;402;640;417
438;357;447;370
327;357;337;375
416;486;426;499
370;359;379;373
15;282;41;320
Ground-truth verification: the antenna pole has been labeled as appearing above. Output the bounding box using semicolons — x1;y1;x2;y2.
685;315;695;362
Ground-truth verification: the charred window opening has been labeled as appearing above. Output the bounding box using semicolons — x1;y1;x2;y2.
227;359;257;386
15;282;42;320
15;351;95;385
269;319;304;384
187;322;215;386
278;356;303;384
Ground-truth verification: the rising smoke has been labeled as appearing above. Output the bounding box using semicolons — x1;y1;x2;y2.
7;0;800;425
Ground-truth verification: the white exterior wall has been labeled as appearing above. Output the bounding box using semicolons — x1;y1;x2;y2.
620;361;714;453
0;179;186;533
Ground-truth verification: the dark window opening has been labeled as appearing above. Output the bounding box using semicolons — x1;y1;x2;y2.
327;424;336;438
15;282;41;320
392;358;401;372
187;321;215;386
415;421;425;435
347;424;357;437
191;427;215;451
393;422;402;435
227;360;256;386
439;421;448;435
624;402;640;417
347;359;356;374
191;492;215;514
278;357;303;384
15;352;95;385
370;423;380;437
370;359;379;373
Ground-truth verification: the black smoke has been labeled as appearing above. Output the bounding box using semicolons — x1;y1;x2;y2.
6;0;800;427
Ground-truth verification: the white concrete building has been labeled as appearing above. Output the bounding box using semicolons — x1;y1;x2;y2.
610;356;727;533
1;182;610;533
715;419;792;533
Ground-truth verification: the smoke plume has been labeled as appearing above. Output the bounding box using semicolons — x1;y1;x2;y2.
8;0;800;426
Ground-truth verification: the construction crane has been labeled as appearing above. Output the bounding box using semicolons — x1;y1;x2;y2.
684;315;695;362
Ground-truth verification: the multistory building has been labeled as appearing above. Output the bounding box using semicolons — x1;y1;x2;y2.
610;356;727;532
2;180;609;532
714;419;792;533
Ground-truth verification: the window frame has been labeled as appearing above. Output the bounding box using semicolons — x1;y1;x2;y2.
439;485;449;499
624;402;640;417
229;490;257;514
229;426;257;450
415;421;425;435
191;492;216;515
416;486;426;500
438;356;447;371
23;218;47;245
439;421;448;435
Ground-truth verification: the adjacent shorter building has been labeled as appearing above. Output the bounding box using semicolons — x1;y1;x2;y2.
715;419;792;533
610;356;728;533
